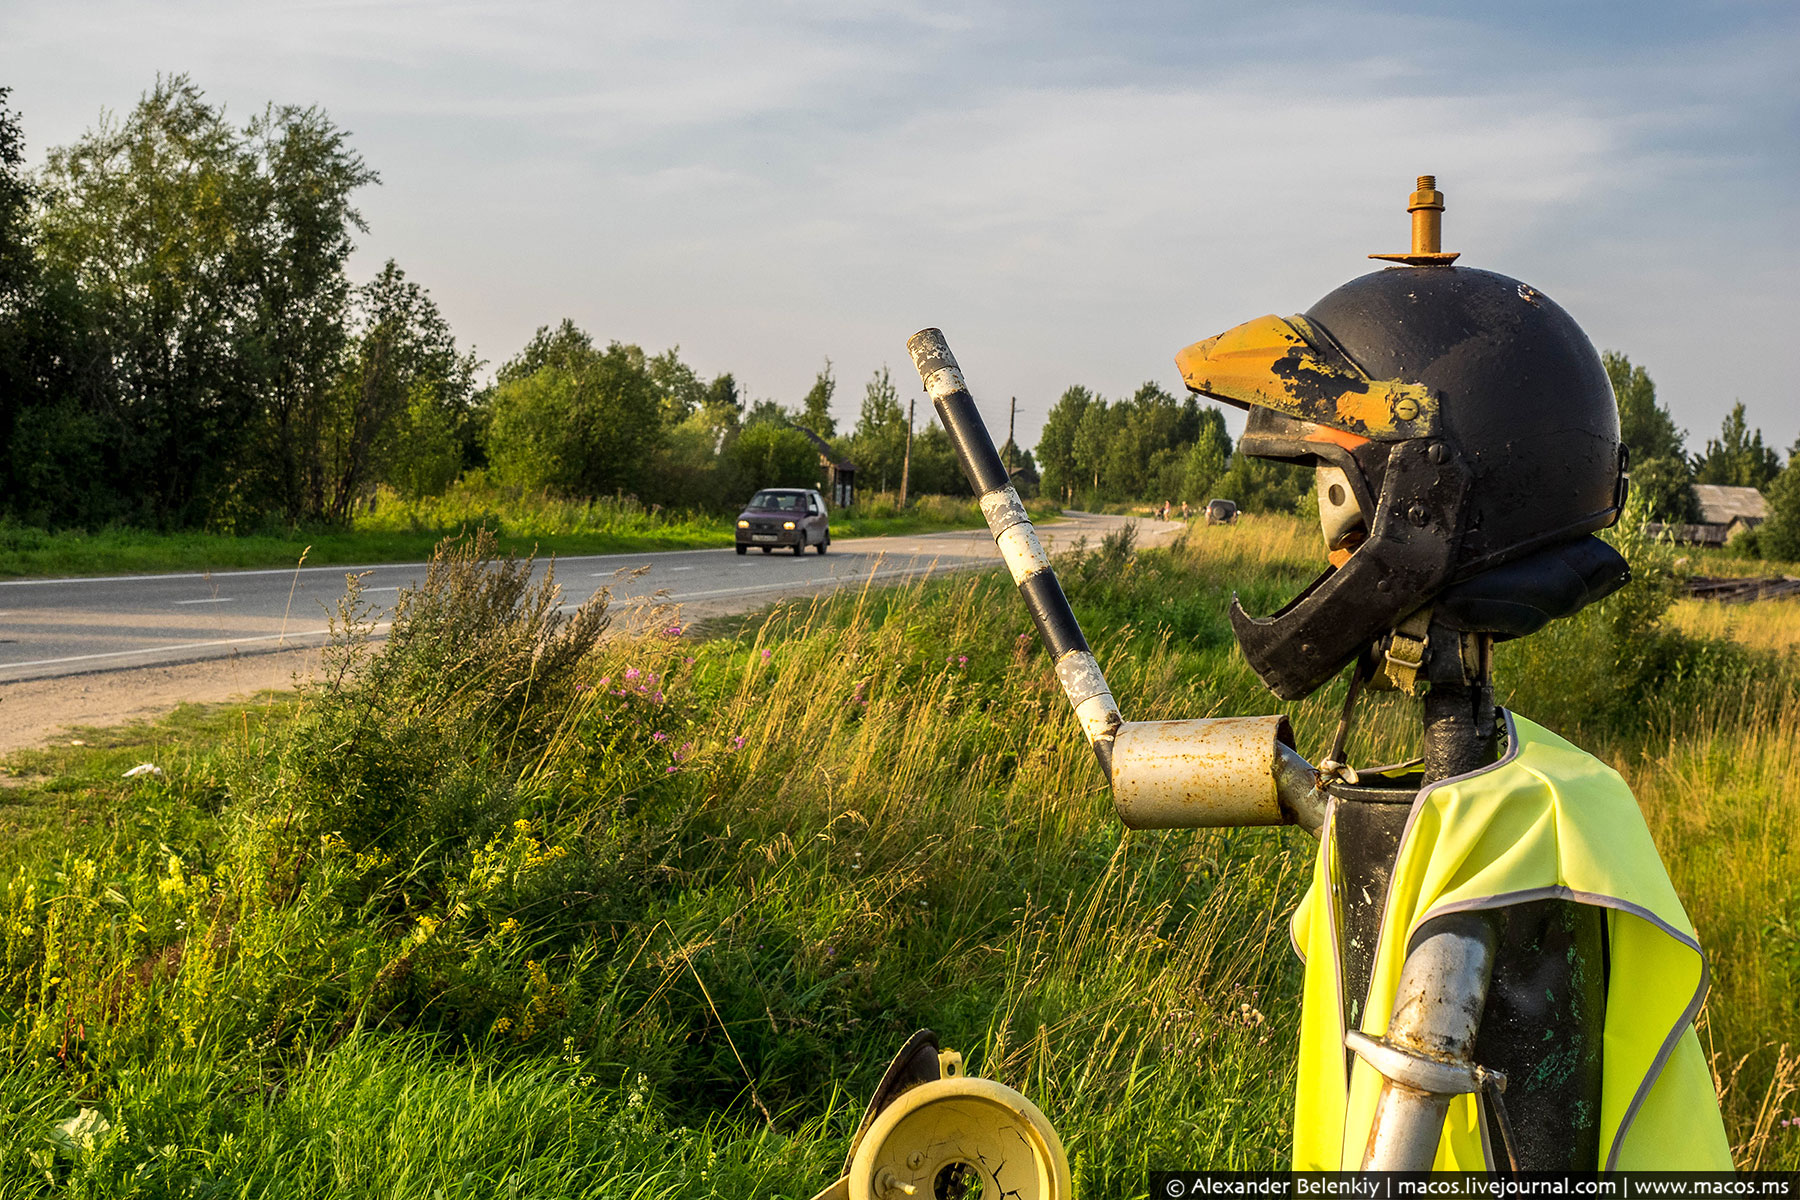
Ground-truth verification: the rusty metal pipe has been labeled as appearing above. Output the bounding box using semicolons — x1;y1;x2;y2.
1110;716;1326;834
907;328;1123;778
1274;742;1328;834
1355;912;1499;1168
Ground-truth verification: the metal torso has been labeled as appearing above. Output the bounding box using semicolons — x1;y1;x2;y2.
1331;685;1607;1170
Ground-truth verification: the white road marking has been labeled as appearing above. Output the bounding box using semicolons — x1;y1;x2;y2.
663;563;956;603
173;597;236;605
0;626;343;671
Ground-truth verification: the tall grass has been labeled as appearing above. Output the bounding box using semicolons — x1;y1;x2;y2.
0;478;1052;579
357;478;1060;545
1667;598;1800;656
355;472;724;542
0;515;1794;1194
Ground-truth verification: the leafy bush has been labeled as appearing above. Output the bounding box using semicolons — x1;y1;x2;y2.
262;529;609;867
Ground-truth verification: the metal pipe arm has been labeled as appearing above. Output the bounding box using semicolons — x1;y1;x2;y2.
906;327;1326;833
907;328;1124;779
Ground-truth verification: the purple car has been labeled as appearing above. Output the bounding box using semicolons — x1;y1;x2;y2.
735;488;830;556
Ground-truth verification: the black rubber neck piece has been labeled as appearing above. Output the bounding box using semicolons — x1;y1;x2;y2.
1420;677;1498;785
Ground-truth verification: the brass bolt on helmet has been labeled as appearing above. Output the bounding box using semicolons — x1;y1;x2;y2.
1178;177;1631;700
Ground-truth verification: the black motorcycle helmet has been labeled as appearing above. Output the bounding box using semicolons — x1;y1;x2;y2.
1175;181;1631;701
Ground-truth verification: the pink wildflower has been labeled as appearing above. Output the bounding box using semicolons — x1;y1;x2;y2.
761;648;772;661
732;735;747;750
652;731;667;742
624;667;640;681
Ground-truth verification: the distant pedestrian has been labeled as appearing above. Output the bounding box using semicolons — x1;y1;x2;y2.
1181;501;1191;519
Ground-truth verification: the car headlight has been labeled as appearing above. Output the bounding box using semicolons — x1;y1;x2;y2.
783;521;796;530
737;520;749;528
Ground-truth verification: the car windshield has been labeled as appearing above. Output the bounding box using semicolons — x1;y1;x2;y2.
748;491;804;511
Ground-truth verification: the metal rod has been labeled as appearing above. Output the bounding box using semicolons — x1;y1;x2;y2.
1360;912;1499;1168
1360;652;1503;1167
906;328;1123;778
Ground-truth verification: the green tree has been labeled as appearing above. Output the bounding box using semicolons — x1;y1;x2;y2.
389;382;463;499
647;347;708;426
1179;406;1232;502
1604;351;1696;523
903;421;971;497
701;372;742;428
1036;386;1093;503
31;76;378;528
851;366;907;493
743;397;791;428
1757;437;1800;563
799;359;836;439
484;368;580;493
34;76;258;525
485;321;663;498
0;86;73;524
1692;402;1781;489
725;423;819;491
1072;399;1116;498
1211;453;1311;514
241;100;379;521
1101;383;1180;499
326;260;477;516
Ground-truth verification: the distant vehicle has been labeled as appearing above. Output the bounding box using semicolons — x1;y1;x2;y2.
1204;498;1239;525
736;488;830;556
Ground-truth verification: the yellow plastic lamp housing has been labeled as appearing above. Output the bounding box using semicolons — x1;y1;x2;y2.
845;1076;1071;1200
1175;313;1439;441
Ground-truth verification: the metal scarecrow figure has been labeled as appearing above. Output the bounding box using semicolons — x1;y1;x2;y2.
819;177;1730;1197
1170;177;1731;1170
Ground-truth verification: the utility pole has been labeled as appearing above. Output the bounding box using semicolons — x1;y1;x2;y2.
1006;396;1017;476
900;390;915;506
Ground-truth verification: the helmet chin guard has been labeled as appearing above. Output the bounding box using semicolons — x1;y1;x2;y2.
1230;440;1470;701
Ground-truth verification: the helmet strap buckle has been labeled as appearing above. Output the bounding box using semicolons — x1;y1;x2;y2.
1380;608;1434;696
1373;614;1492;696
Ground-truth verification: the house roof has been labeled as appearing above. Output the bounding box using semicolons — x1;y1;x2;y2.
1692;483;1768;524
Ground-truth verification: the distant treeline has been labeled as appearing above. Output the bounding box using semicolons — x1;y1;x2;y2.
1034;382;1307;512
0;79;1015;530
3;79;1797;557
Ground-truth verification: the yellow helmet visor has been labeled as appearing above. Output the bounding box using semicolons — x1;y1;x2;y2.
1175;314;1439;441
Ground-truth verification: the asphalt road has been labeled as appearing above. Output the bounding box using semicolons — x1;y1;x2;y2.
0;512;1176;683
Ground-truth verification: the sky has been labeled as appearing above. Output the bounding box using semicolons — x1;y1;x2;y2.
5;0;1797;453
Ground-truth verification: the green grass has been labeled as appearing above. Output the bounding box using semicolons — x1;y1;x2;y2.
0;516;1794;1195
0;483;1056;579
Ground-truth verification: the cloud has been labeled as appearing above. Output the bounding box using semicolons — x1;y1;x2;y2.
5;0;1796;446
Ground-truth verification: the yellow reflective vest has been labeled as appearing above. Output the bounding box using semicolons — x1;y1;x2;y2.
1290;712;1732;1169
